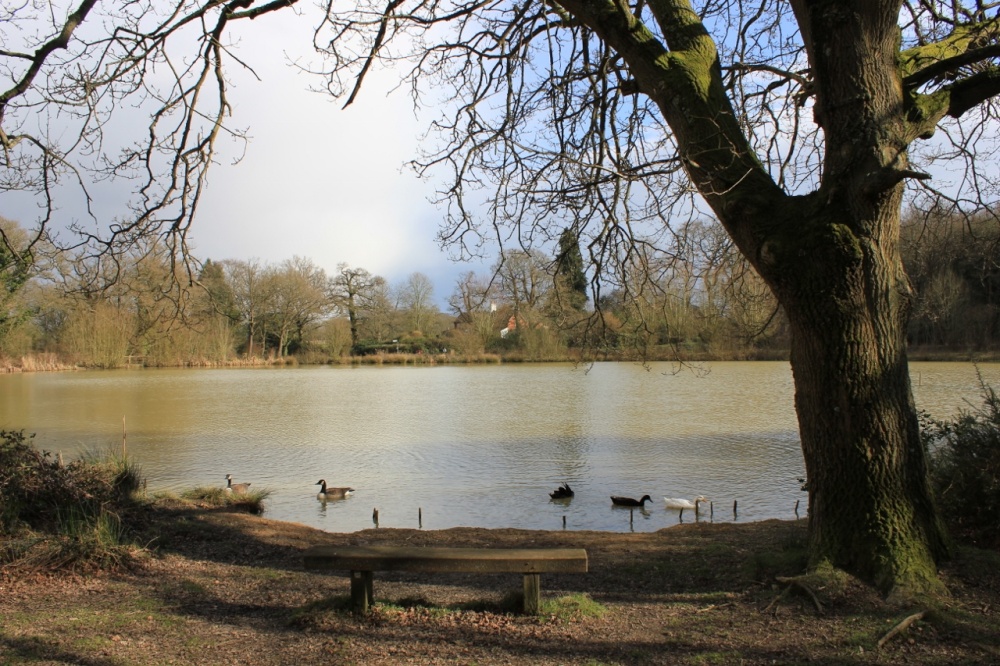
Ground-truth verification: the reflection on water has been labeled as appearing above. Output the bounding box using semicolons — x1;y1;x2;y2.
0;361;993;533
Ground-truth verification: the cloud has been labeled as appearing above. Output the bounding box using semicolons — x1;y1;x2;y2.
189;11;495;307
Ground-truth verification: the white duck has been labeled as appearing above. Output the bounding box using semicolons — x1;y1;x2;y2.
664;495;709;510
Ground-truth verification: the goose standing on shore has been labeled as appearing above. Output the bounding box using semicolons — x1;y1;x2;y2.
316;479;355;500
225;474;251;493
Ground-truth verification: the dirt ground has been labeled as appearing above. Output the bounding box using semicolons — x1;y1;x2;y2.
2;501;999;665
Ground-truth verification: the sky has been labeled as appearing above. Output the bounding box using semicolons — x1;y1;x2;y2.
4;7;490;311
192;14;489;308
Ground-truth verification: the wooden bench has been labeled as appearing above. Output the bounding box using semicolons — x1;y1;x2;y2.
303;545;588;614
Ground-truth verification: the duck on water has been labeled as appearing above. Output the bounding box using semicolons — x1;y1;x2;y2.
316;479;355;500
610;495;652;507
550;483;574;499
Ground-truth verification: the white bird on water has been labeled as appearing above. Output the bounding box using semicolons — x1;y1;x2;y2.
664;495;709;510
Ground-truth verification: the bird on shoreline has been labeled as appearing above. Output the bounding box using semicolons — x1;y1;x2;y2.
550;483;574;499
611;494;652;507
225;474;251;493
664;495;709;510
316;479;354;500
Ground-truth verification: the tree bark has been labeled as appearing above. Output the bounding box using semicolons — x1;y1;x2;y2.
772;194;950;596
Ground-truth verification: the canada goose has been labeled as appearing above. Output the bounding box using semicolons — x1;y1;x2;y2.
317;479;354;500
611;494;652;507
550;483;574;499
225;474;251;493
664;495;709;510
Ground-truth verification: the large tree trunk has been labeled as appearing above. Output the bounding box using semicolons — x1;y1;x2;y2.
565;0;951;595
776;1;949;596
773;193;950;596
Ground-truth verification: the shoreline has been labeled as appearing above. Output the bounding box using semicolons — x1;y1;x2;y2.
4;347;1000;373
4;506;998;665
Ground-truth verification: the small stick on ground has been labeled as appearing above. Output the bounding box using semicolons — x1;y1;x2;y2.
775;576;823;613
877;610;927;649
763;586;790;614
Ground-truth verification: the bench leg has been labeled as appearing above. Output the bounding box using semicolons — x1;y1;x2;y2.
350;570;374;613
522;573;541;614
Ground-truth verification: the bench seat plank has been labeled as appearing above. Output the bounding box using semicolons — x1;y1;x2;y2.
304;546;588;574
303;545;588;614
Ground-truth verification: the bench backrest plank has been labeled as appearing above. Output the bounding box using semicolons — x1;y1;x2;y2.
303;546;588;574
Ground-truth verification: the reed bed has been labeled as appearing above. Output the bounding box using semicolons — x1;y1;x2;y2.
0;354;77;373
333;352;503;366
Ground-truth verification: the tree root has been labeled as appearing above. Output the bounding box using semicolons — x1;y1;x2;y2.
763;585;791;614
775;575;824;613
877;610;927;649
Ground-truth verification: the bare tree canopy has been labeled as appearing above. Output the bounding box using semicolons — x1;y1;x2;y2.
0;0;298;278
313;0;1000;598
6;0;1000;597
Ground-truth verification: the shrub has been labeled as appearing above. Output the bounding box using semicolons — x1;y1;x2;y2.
0;430;144;569
0;430;64;532
922;374;1000;548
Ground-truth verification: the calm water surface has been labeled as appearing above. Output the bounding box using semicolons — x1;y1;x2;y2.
0;361;993;533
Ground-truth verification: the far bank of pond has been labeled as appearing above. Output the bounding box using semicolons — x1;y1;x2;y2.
3;343;999;373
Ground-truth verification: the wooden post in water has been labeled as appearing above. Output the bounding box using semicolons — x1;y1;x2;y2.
373;508;379;528
678;507;685;522
419;507;423;529
794;499;800;517
733;500;738;520
710;501;714;519
562;515;566;529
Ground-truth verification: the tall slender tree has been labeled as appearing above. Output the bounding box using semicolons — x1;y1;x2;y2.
0;218;35;351
555;228;589;312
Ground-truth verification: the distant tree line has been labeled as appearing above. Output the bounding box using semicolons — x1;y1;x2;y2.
0;211;997;368
901;208;1000;350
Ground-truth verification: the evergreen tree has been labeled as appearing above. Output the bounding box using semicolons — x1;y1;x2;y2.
555;228;588;312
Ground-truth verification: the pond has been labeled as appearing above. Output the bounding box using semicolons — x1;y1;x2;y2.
0;361;993;533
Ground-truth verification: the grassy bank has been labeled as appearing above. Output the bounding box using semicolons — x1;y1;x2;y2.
1;497;998;665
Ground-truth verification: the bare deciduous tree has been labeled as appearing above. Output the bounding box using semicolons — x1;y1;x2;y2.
396;271;436;334
1;0;298;279
310;0;1000;596
328;263;385;347
8;0;1000;596
223;258;273;357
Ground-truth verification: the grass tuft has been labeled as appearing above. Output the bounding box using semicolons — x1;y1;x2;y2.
540;593;607;621
181;486;272;514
